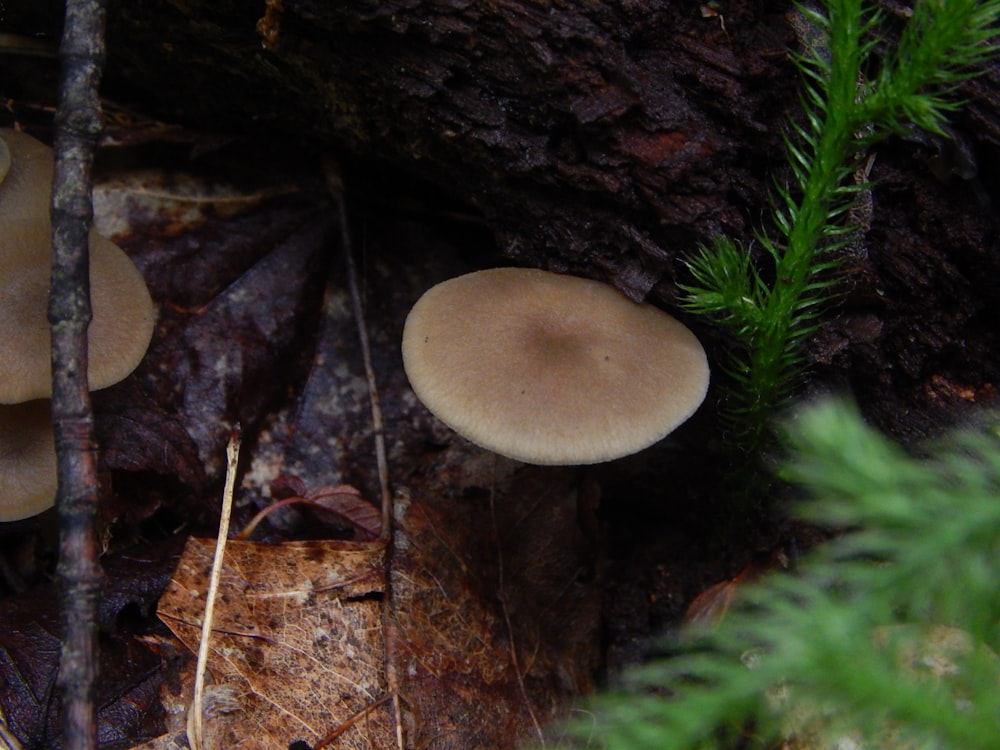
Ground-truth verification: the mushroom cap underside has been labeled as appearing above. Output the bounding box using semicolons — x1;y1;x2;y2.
0;219;156;403
0;400;57;522
402;267;710;465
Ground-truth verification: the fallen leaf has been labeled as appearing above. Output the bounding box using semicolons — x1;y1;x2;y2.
155;537;393;749
91;141;332;494
388;452;602;748
0;540;179;748
236;483;381;542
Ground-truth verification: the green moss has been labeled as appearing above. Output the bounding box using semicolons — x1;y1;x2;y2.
681;0;1000;459
558;399;1000;749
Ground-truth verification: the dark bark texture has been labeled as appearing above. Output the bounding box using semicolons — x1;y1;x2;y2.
93;0;1000;437
102;0;800;297
9;0;1000;432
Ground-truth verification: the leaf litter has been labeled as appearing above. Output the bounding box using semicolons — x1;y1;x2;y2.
128;163;603;747
138;453;601;749
0;127;601;748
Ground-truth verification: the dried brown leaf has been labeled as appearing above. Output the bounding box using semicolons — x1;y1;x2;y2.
235;484;380;542
155;537;393;750
308;485;382;540
388;454;603;749
683;576;742;629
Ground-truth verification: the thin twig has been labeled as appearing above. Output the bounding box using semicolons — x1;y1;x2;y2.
313;692;394;749
489;456;546;746
49;2;107;749
321;161;403;748
188;428;242;750
322;161;392;538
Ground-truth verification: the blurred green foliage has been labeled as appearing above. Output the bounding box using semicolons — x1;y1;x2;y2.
559;400;1000;749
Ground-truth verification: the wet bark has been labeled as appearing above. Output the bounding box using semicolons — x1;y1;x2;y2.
12;0;1000;435
98;1;800;295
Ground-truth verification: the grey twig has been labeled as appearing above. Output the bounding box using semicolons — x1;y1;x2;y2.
323;162;393;538
49;1;108;748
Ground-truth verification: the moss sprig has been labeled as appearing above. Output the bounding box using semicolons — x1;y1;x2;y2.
558;400;1000;749
681;0;1000;454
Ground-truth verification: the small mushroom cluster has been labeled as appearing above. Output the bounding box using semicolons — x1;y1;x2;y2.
0;128;156;522
402;267;709;465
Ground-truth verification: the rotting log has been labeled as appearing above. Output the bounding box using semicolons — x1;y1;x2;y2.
97;0;801;299
5;0;1000;437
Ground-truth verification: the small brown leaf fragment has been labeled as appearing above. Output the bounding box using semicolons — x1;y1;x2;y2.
683;576;743;630
684;549;795;630
307;485;382;540
236;483;380;541
155;536;392;749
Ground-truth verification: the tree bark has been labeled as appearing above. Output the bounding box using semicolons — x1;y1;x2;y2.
101;1;802;293
69;0;1000;434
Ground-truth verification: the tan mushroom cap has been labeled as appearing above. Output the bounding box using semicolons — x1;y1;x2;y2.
0;128;55;219
402;268;710;465
0;218;156;403
0;400;57;522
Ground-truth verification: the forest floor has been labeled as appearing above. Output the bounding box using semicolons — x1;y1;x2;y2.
0;126;818;749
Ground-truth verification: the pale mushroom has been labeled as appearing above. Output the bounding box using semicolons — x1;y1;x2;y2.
0;401;58;522
402;267;710;465
0;128;55;219
0;130;156;521
0;218;156;404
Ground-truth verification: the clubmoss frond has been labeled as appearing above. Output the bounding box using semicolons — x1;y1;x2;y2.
559;401;1000;750
680;0;1000;464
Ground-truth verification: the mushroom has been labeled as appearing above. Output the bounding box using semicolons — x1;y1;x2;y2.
0;128;56;219
0;401;58;522
0;218;156;403
0;130;156;520
402;267;710;465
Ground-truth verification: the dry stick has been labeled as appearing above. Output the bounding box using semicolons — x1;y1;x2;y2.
327;169;392;533
188;428;242;750
489;457;546;746
49;2;107;749
322;163;403;749
313;692;395;749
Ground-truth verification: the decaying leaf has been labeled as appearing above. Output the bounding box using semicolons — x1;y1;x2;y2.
91;139;332;500
154;537;392;750
388;452;602;748
142;447;602;749
236;481;382;542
